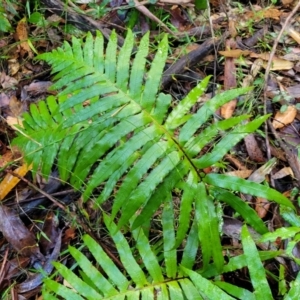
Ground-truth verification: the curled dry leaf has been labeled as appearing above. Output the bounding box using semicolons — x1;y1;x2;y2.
219;49;251;58
244;134;265;162
6;116;23;130
272;105;297;129
0;72;18;89
40;212;60;255
244;8;282;21
0;206;44;261
8;59;20;76
262;58;294;70
255;197;271;218
225;169;253;179
285;23;300;45
272;167;294;179
16;18;33;58
248;158;277;183
9;95;26;117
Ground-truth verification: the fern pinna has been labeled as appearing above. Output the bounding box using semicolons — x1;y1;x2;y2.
13;30;294;298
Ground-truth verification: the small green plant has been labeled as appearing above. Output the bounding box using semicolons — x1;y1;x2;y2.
0;1;15;33
86;0;111;19
12;30;295;298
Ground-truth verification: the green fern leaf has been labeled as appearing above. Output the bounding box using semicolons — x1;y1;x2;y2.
45;214;260;299
210;186;268;234
214;281;255;300
43;215;224;299
241;225;273;299
180;266;235;299
204;174;294;209
14;31;294;293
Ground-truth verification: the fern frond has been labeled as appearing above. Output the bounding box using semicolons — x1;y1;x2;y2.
13;30;294;278
42;214;237;299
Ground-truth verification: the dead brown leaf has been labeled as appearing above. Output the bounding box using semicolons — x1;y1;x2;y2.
244;8;282;21
16;18;33;58
219;49;251;58
0;72;18;89
0;206;44;261
221;39;237;119
273;167;294;179
225;169;253;178
6;116;23;130
40;212;60;255
17;230;62;294
285;24;300;45
262;58;294;70
7;59;20;76
0;93;10;107
244;134;265;162
0;164;32;200
272;105;297;129
255;197;271;218
9;95;26;117
0;147;22;168
250;52;271;60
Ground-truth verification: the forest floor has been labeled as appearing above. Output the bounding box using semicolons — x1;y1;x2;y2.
0;0;300;299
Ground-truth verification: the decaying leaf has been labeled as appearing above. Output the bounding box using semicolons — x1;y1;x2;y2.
9;95;26;117
244;8;282;21
285;24;300;45
17;230;62;293
219;49;251;58
40;212;60;255
272;105;297;129
248;158;277;183
225;169;253;179
0;147;22;168
16;18;33;57
0;93;10;107
0;206;44;261
244;134;265;162
0;164;32;200
273;167;294;179
0;72;18;89
221;39;237;119
262;58;294;70
7;59;20;76
255;197;271;218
